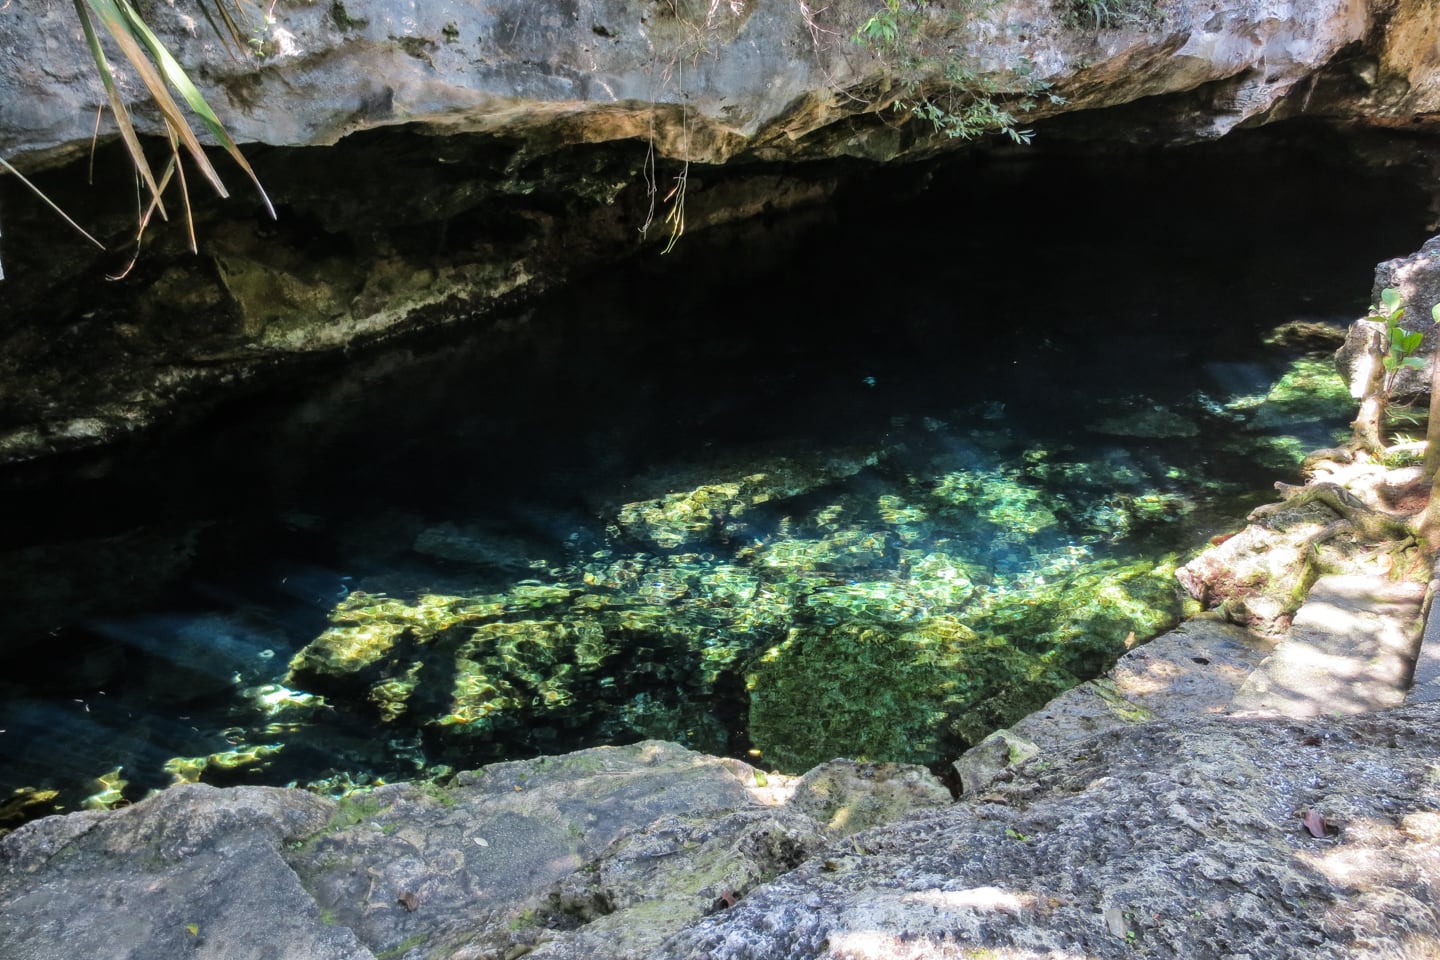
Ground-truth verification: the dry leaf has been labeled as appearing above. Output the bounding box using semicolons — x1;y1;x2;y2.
1302;810;1329;838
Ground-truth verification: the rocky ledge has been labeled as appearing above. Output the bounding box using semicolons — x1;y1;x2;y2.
3;706;1438;959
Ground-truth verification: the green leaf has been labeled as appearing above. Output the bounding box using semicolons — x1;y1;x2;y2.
1382;287;1402;311
1432;303;1440;324
1403;357;1427;370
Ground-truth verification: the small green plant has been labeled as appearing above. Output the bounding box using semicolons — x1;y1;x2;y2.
1064;0;1157;29
1003;826;1032;842
324;791;387;831
1352;288;1439;452
852;1;1064;145
1376;287;1428;396
855;0;902;50
376;934;427;959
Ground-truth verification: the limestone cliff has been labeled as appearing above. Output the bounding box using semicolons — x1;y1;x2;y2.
1;0;1439;463
1;0;1409;168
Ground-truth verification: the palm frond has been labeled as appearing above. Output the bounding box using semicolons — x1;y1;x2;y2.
72;0;169;217
105;0;275;217
4;0;271;279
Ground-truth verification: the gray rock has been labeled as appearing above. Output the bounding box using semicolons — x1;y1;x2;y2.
786;759;953;837
954;619;1272;794
655;704;1440;960
0;741;950;960
953;728;1040;796
6;706;1440;960
1232;573;1425;717
1;0;1391;170
286;741;778;959
1337;235;1440;402
0;784;368;960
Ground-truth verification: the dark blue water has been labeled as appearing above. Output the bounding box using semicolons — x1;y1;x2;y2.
0;132;1431;823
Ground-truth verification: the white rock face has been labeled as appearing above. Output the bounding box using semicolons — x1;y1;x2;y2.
0;0;1404;168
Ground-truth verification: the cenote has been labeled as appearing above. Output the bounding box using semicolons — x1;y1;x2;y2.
0;127;1433;824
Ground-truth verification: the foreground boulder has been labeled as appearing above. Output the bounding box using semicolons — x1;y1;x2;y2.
655;705;1440;960
0;742;949;960
5;707;1440;959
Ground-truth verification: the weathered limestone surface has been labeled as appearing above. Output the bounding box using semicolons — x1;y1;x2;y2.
5;709;1440;959
655;705;1440;960
1231;573;1425;716
0;0;1402;169
0;742;952;960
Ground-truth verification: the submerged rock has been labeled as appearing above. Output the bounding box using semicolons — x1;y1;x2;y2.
1088;401;1200;438
612;452;880;550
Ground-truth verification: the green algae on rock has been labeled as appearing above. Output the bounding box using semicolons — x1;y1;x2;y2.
1248;355;1354;430
191;343;1358;793
743;554;1185;772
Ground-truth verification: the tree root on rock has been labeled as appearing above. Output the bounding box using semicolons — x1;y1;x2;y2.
1251;481;1416;550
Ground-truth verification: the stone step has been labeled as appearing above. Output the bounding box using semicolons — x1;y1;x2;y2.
956;572;1432;795
954;619;1273;793
1230;574;1425;718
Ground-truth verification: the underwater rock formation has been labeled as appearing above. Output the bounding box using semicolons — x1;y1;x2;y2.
267;421;1210;784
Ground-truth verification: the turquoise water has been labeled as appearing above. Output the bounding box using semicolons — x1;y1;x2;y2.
0;137;1430;823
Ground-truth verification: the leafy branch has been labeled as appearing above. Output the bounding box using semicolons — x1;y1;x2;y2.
1376;287;1429;397
852;0;1063;145
1351;286;1440;454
